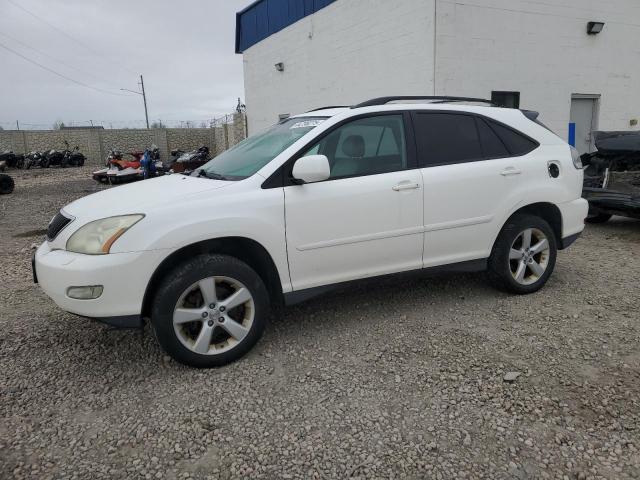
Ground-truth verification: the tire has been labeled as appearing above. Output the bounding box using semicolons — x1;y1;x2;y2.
41;158;50;168
586;213;612;224
488;214;557;295
78;157;85;167
0;174;15;195
151;254;270;368
16;157;25;169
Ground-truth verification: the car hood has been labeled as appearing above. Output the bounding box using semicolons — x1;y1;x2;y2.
63;174;234;218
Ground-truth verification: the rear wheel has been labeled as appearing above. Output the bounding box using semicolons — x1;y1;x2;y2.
151;254;269;368
488;214;557;294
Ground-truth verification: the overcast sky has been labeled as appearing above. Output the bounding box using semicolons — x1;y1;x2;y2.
0;0;252;129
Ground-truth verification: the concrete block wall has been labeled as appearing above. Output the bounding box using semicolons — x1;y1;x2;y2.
0;113;247;165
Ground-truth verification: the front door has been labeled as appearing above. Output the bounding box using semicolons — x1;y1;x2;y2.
284;114;424;291
570;95;600;155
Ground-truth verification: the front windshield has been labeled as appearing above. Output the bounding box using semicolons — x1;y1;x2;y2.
196;116;327;180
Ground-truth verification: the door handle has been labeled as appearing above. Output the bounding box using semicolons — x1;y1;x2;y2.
500;167;522;177
392;183;420;191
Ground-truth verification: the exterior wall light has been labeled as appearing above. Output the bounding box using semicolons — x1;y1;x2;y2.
275;62;285;72
587;22;605;35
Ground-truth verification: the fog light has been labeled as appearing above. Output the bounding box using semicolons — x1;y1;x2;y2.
67;286;103;300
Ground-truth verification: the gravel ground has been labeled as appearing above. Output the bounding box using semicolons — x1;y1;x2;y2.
1;167;639;480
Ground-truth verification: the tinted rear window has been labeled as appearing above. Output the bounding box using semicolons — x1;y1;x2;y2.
413;113;483;166
476;118;510;158
485;119;538;156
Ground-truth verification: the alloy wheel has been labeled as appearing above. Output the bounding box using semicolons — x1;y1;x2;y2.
509;228;550;285
173;276;255;355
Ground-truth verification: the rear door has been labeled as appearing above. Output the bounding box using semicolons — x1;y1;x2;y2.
413;111;539;267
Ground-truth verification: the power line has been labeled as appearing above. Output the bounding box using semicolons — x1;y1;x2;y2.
0;31;125;93
5;0;139;75
0;41;129;96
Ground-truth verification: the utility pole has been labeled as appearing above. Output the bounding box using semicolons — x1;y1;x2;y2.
140;75;149;129
16;120;19;130
120;74;150;129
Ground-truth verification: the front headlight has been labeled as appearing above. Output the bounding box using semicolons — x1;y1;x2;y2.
66;215;144;255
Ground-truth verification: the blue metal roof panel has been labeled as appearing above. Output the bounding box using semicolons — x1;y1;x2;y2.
236;0;338;53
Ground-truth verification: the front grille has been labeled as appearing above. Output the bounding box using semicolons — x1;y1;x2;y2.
47;212;73;241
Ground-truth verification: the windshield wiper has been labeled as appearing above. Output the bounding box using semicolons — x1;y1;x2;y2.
197;170;229;181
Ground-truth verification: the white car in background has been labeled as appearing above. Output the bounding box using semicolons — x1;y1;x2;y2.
34;96;588;368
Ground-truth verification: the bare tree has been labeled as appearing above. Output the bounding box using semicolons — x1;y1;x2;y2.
52;120;65;130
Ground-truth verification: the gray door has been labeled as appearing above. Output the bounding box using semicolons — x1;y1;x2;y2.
570;96;599;154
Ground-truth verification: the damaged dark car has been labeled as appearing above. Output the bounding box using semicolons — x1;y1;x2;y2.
582;131;640;223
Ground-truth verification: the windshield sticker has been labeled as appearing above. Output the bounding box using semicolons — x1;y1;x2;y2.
290;120;325;130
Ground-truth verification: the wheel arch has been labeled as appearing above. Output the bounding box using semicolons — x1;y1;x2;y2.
494;202;563;250
141;237;284;319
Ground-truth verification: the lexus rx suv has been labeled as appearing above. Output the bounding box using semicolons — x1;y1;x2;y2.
34;97;588;368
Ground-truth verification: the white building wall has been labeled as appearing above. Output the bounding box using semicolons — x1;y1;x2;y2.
243;0;436;133
434;0;640;139
242;0;640;137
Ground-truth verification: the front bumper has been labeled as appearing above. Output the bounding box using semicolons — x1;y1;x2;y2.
34;242;171;319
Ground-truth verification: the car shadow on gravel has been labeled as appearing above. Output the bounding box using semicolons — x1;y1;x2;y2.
586;216;640;236
33;270;499;376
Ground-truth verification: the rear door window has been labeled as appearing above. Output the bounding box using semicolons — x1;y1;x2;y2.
413;113;483;167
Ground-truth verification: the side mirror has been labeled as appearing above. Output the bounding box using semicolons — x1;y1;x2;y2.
292;155;330;184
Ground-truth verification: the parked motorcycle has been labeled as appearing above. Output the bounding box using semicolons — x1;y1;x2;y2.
62;141;86;167
25;151;45;169
42;148;66;168
0;151;25;169
172;146;210;173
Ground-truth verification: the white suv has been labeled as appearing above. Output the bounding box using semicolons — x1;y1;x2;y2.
34;97;588;367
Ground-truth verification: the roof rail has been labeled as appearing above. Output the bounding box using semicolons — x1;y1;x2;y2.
306;105;350;113
353;96;496;108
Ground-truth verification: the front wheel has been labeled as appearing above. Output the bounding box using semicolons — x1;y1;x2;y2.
488;214;557;295
151;254;270;368
0;174;15;194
